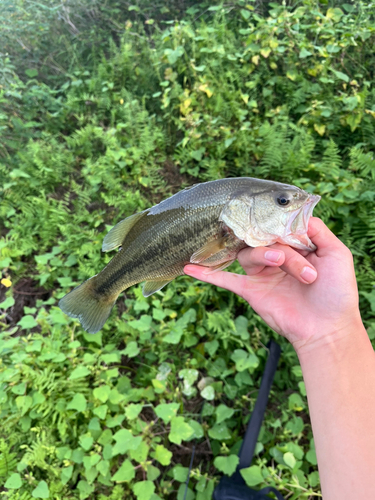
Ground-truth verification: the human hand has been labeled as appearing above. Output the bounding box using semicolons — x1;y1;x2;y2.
184;218;363;355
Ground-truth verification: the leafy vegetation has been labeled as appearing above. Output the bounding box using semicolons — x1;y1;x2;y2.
1;1;375;499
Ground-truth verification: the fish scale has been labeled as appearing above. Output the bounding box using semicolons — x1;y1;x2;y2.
96;207;222;294
59;177;320;333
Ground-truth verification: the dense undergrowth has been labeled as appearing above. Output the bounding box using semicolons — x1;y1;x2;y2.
1;1;375;499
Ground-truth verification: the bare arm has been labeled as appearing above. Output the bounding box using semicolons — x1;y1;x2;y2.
184;217;375;499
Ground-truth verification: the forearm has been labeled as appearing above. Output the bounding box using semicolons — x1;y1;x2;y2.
297;321;375;499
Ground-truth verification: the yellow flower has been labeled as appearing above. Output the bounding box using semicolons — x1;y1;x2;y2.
1;278;12;287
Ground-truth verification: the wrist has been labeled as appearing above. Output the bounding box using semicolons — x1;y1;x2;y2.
294;314;370;363
294;316;375;500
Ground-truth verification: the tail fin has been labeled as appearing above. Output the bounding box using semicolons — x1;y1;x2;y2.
58;277;118;334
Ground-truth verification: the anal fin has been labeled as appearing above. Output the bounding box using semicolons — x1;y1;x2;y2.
102;211;146;252
142;278;174;297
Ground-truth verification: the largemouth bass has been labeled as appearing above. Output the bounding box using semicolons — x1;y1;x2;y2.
59;177;320;333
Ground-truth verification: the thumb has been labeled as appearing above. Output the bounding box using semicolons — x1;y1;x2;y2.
308;217;345;256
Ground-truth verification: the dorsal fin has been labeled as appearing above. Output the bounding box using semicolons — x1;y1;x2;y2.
102;211;146;252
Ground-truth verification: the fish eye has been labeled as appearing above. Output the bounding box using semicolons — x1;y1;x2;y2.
277;195;290;207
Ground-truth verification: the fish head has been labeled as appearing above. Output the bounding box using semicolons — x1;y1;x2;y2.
251;186;321;251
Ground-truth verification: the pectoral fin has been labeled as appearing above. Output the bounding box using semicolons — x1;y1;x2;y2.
190;238;226;264
201;259;236;274
102;211;146;252
142;278;174;297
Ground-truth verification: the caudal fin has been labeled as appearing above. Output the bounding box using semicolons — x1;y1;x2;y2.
58;277;118;333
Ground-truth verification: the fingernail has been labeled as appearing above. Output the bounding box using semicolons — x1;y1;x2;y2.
265;251;282;263
300;266;317;283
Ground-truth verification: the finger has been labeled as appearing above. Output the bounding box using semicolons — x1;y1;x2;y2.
270;243;318;284
184;264;248;296
237;246;286;276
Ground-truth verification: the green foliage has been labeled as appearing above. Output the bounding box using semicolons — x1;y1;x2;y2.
0;440;18;479
214;455;239;476
1;0;375;499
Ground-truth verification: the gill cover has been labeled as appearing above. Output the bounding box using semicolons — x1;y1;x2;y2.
219;196;278;247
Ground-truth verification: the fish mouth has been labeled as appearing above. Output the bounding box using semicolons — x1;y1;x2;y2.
284;194;321;251
304;194;321;226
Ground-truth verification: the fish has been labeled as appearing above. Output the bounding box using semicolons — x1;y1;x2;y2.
59;177;320;333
